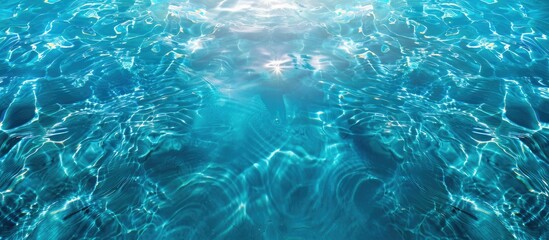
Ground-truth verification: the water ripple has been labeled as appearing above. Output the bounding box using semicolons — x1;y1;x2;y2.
1;0;549;239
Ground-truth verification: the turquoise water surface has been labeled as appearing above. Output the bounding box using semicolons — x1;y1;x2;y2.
1;0;549;239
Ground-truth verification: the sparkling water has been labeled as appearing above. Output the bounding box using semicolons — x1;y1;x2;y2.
1;0;548;239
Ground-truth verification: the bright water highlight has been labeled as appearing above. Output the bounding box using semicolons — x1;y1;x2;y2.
1;0;549;239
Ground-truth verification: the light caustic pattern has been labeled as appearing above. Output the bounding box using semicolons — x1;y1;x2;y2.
0;0;548;239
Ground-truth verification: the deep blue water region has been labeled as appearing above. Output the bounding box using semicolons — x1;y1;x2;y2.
1;0;549;239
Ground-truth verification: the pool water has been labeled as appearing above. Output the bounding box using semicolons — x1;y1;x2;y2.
1;0;548;239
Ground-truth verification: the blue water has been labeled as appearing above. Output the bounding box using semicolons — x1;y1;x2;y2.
1;0;548;239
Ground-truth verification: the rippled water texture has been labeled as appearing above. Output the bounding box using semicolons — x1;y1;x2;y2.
1;0;549;239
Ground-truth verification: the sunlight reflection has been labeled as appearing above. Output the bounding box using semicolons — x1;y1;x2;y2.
264;58;292;75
